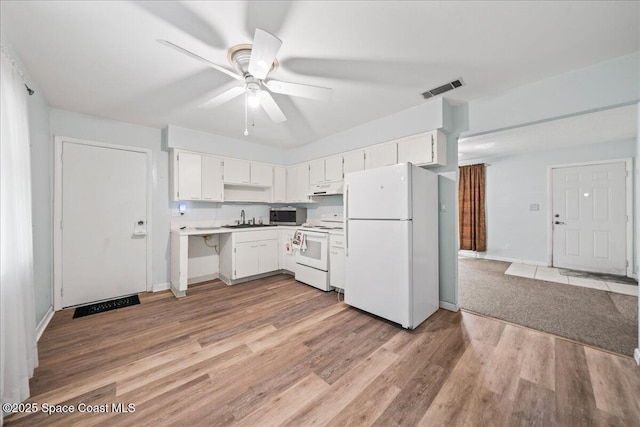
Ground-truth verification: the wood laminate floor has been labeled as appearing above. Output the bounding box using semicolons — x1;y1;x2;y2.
5;275;640;426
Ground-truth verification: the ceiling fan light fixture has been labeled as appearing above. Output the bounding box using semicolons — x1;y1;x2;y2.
247;92;260;108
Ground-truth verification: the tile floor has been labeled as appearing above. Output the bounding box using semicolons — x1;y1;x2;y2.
505;263;638;297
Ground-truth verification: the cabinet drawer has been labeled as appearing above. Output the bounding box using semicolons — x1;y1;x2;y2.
234;229;279;243
330;234;345;248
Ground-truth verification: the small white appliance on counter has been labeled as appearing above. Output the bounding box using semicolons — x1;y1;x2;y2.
344;163;439;329
295;213;344;291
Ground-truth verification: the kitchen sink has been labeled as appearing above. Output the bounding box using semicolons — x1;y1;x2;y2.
223;223;277;229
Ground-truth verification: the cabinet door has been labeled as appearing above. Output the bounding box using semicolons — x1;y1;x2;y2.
234;242;260;279
177;152;202;200
330;247;345;289
325;155;343;183
250;163;273;186
397;132;433;165
343;151;365;175
258;240;279;273
365;143;397;169
273;167;287;202
287;164;310;202
309;159;325;186
224;158;251;184
202;155;223;201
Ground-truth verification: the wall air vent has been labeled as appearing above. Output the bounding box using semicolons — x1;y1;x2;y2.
421;78;464;99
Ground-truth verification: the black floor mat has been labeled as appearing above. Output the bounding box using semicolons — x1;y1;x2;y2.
73;295;140;318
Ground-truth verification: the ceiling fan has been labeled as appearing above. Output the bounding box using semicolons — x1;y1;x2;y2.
158;28;333;135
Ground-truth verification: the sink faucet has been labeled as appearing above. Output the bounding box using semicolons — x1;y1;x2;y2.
240;209;245;225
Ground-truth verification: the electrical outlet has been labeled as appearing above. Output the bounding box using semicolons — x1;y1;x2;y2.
505;243;511;250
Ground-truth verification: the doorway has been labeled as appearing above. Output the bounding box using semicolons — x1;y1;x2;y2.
54;137;152;309
549;159;632;277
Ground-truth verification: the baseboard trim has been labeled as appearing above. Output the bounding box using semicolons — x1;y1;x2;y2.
439;301;459;312
458;251;547;267
36;306;54;342
188;273;219;285
635;348;640;366
152;282;170;292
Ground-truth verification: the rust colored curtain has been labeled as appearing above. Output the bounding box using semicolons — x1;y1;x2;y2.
458;164;486;251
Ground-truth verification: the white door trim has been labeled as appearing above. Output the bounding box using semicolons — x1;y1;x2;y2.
546;158;633;277
53;136;153;311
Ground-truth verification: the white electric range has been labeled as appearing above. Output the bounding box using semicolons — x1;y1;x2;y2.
295;213;344;291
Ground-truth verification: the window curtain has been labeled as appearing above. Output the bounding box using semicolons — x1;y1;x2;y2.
1;45;38;423
458;163;486;251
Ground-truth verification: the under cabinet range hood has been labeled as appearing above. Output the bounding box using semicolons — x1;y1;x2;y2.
309;181;343;196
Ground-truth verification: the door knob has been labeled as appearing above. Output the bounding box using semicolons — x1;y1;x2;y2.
554;221;565;225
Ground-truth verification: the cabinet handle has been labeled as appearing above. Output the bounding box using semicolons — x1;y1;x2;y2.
330;251;338;255
251;245;258;248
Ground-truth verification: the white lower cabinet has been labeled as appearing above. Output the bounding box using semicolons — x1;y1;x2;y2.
219;230;280;283
234;241;261;278
329;234;345;290
278;229;297;273
259;240;279;273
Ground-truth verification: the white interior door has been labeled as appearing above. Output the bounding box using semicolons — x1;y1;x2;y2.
62;142;148;307
552;162;627;275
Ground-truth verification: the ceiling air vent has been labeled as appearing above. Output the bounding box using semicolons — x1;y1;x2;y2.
422;78;464;99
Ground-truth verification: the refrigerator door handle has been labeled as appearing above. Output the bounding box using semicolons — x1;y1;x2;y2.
344;183;349;256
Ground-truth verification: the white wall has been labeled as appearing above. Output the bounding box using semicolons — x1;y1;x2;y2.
465;53;640;137
461;139;636;266
163;124;285;165
285;98;445;165
636;101;639;363
1;31;53;326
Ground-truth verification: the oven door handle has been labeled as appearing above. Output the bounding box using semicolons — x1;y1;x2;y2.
344;184;349;256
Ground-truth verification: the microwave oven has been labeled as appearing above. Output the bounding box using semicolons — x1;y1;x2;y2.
269;207;307;225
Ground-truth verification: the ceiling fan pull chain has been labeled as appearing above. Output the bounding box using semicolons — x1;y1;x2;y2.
244;91;249;136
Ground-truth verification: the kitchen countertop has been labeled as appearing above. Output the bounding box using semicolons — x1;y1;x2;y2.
173;225;299;236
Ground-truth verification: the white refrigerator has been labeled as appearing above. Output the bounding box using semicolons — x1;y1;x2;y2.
344;163;439;329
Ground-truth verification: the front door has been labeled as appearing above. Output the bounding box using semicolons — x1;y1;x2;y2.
551;162;627;275
61;141;148;307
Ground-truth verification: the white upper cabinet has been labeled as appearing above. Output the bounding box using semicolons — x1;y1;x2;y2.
223;158;251;184
309;156;343;186
396;130;447;167
201;155;224;201
273;166;287;202
365;142;397;169
250;163;273;186
287;163;310;202
177;152;202;201
324;155;343;182
309;159;325;186
171;150;223;202
343;151;365;175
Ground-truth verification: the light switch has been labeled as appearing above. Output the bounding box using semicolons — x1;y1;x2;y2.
529;204;539;211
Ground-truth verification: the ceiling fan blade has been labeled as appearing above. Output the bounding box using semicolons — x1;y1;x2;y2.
257;91;287;123
198;85;245;109
157;40;243;81
264;80;333;101
248;29;282;80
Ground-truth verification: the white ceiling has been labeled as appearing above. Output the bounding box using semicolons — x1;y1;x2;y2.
1;1;638;148
458;104;638;162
